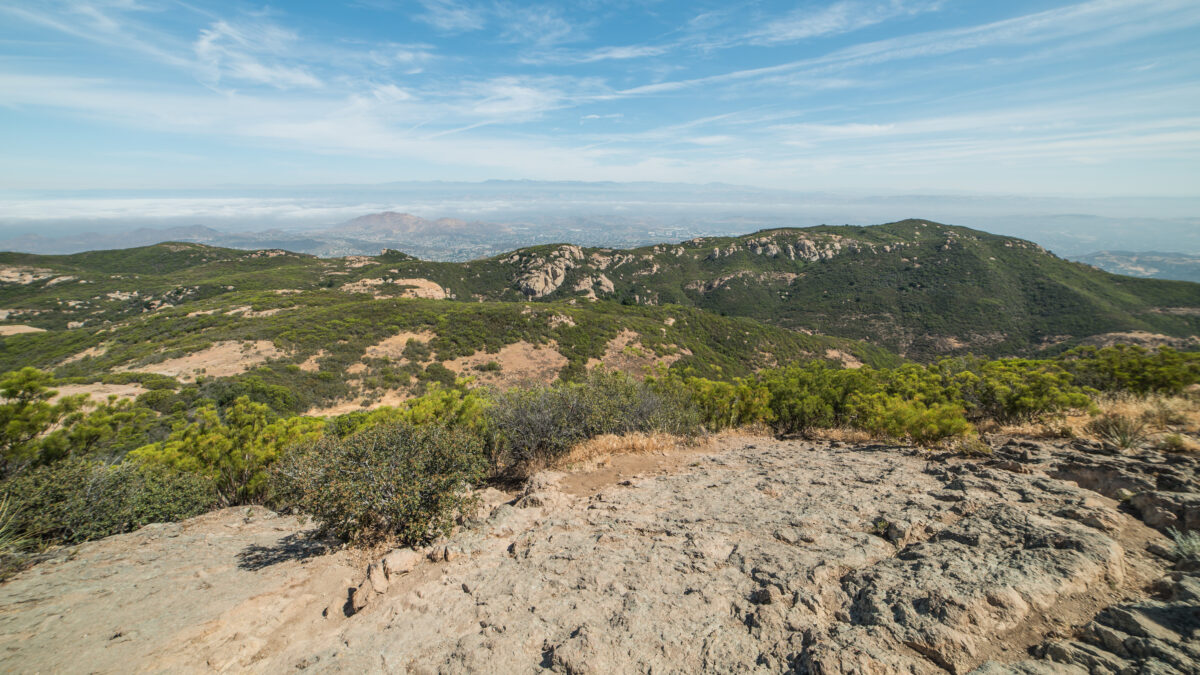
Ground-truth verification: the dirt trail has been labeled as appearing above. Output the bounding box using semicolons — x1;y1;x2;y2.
0;437;1195;674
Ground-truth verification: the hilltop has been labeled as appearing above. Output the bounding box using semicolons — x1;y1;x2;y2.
3;220;1197;365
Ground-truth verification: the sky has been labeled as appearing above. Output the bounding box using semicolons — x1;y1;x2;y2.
2;0;1199;196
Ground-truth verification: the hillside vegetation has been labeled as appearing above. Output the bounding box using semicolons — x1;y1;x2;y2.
1;221;1199;586
3;221;1197;363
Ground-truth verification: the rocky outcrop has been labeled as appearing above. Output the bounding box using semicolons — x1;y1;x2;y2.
572;273;614;299
511;245;585;298
0;437;1194;673
988;438;1200;534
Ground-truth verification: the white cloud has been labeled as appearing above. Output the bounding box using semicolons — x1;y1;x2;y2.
747;0;945;44
194;20;323;90
414;0;486;32
495;3;581;47
578;45;668;62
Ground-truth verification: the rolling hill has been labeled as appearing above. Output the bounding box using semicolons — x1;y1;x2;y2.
2;220;1197;406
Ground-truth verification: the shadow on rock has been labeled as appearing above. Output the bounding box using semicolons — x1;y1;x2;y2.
237;533;329;570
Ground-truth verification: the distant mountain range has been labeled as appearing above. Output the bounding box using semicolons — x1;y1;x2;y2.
1074;251;1200;283
0;212;732;261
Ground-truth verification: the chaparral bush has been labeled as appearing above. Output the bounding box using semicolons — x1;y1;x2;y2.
272;422;487;546
488;369;700;472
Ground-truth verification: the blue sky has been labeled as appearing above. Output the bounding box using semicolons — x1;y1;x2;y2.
2;0;1199;195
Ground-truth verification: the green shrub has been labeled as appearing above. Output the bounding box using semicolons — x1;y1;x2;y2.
1062;346;1200;395
489;370;700;470
951;359;1094;423
130;396;325;505
760;363;852;434
1085;413;1148;450
848;393;973;445
1;458;216;546
0;368;86;476
272;422;487;546
646;371;772;431
328;386;493;440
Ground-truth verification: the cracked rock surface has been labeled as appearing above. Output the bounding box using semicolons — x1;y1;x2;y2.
0;436;1194;673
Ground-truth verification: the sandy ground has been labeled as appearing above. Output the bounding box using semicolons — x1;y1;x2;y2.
340;278;447;299
0;324;45;336
444;340;568;387
50;382;148;403
362;331;437;360
585;329;689;378
123;340;285;381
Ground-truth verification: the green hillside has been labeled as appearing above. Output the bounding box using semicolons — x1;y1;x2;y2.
3;220;1197;369
1;286;891;416
425;219;1200;358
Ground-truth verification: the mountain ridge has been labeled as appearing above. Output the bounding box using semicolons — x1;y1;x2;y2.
2;220;1198;364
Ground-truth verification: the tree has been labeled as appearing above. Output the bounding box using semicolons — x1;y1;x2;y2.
130;396;324;505
0;368;85;476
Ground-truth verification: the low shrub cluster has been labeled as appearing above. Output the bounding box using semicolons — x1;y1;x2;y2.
651;356;1098;445
487;370;700;472
0;343;1197;554
272;422;486;546
1085;413;1149;449
1;459;215;545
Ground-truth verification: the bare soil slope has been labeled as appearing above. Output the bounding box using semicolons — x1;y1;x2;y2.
0;437;1196;674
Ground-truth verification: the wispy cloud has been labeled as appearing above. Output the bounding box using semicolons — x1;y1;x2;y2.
414;0;486;32
495;3;582;47
607;0;1200;100
1;0;1197;196
194;20;322;90
746;0;945;44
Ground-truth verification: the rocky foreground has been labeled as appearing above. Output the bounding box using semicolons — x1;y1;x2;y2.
0;436;1197;674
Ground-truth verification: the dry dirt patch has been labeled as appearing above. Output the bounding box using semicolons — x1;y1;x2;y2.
363;330;437;360
61;345;107;365
1083;331;1200;349
226;305;289;318
298;350;328;373
304;389;415;417
445;340;568;387
123;340;285;381
585;329;689;378
0;325;45;336
50;383;148;403
824;348;863;368
340;278;447;299
0;267;54;285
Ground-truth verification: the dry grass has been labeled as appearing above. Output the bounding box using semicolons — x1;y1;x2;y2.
985;394;1200;450
983;418;1079;439
1092;394;1199;429
550;427;771;473
1158;433;1200;453
805;426;877;444
557;432;686;471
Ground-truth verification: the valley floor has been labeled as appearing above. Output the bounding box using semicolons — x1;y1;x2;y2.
0;436;1197;673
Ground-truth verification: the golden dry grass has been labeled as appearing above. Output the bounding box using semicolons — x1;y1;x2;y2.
551;428;770;473
805;426;876;444
557;432;686;471
986;394;1200;445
